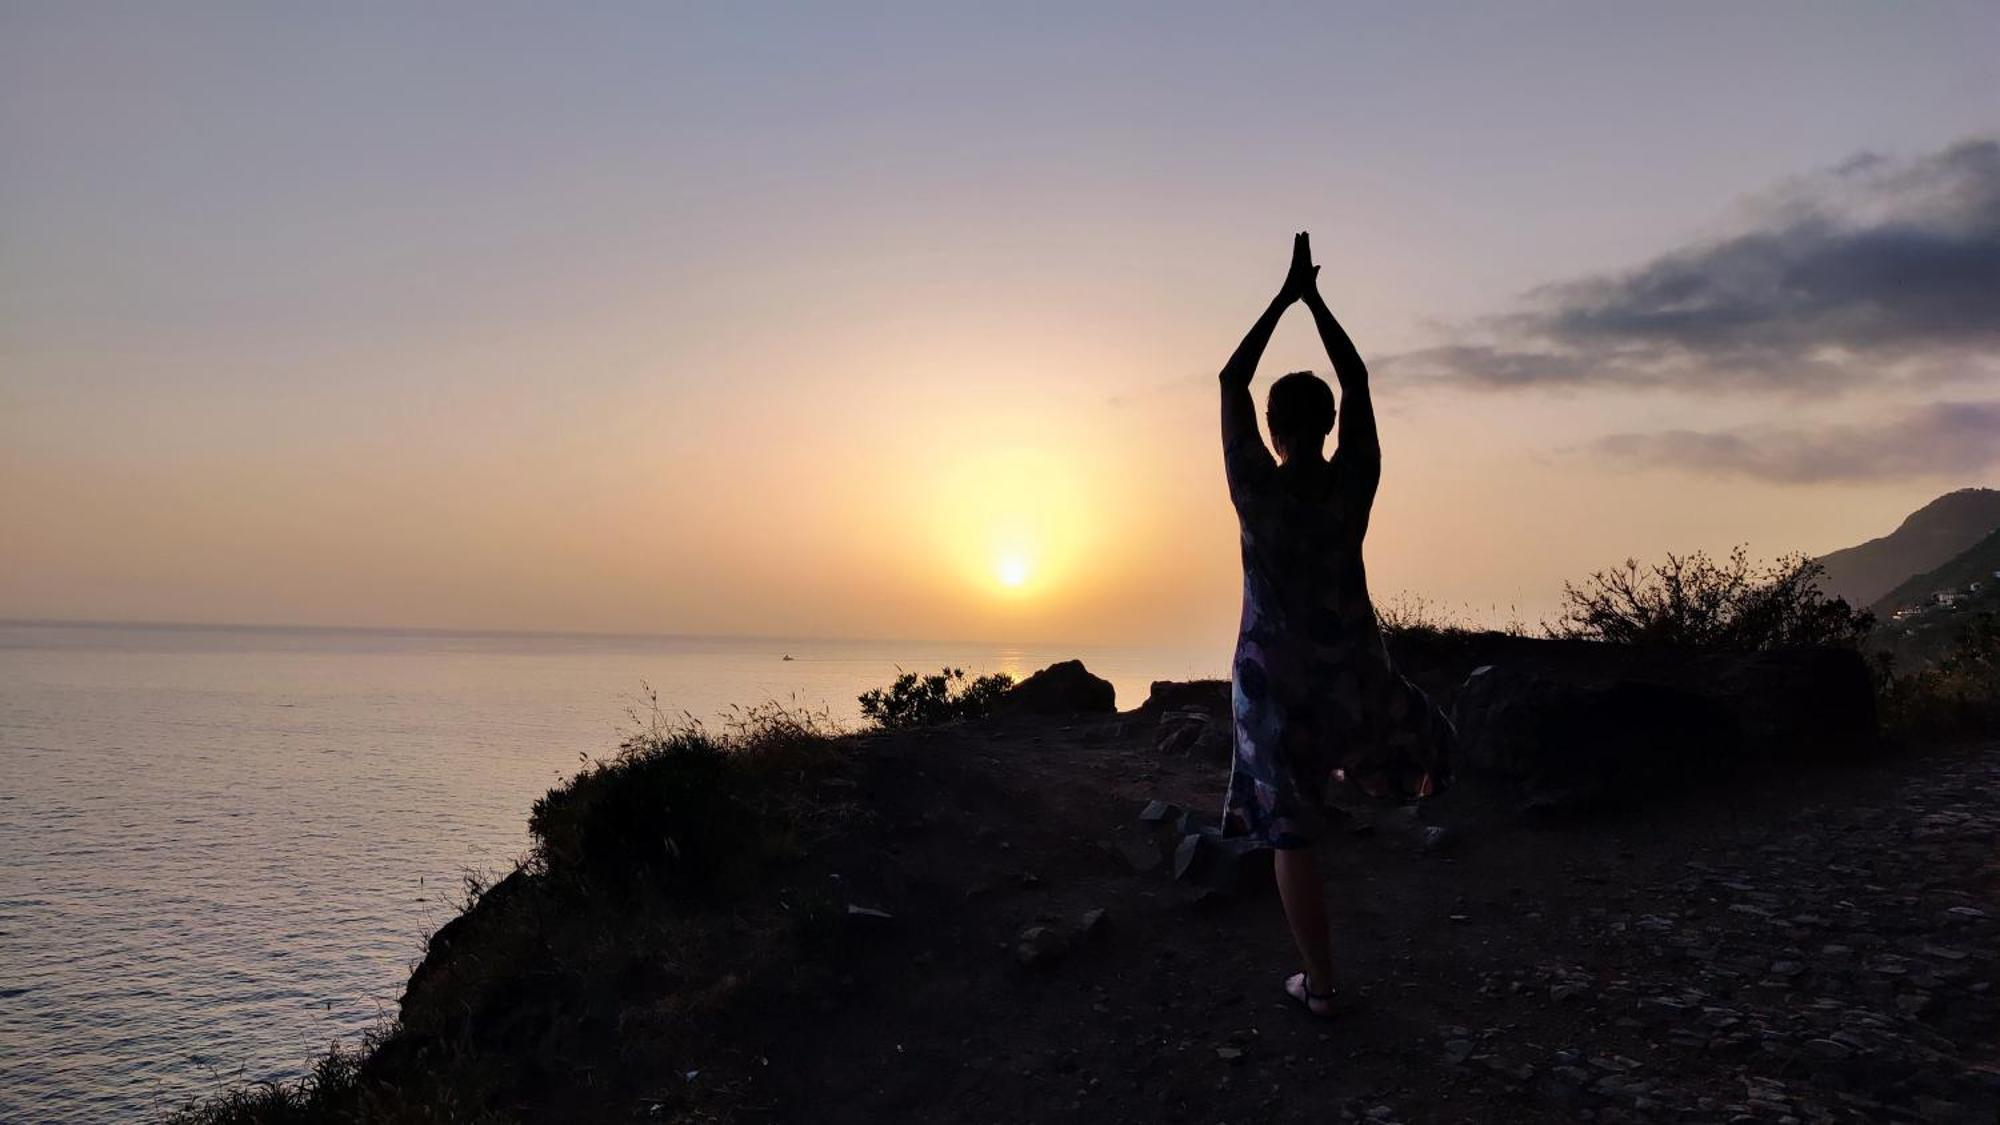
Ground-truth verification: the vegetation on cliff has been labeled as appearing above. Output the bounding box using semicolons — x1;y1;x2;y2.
857;666;1015;729
171;698;855;1123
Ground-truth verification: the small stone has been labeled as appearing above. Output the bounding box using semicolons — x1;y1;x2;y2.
1117;838;1164;874
1080;908;1109;939
1139;799;1179;823
1185;887;1228;913
1216;1046;1245;1063
1172;831;1273;893
1016;926;1067;969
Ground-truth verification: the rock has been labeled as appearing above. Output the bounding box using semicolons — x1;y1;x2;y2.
1184;887;1229;913
1004;660;1117;715
1452;664;1734;816
1116;837;1164;874
1175;809;1212;837
1171;831;1273;895
1016;926;1067;968
1157;718;1204;756
844;904;893;921
1144;679;1230;715
1138;799;1179;823
1192;721;1231;763
1154;708;1230;764
1448;643;1879;816
1080;909;1109;939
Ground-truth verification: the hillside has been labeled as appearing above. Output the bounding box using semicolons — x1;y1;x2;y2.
1868;528;2000;669
1815;489;2000;608
182;661;2000;1125
1873;525;2000;615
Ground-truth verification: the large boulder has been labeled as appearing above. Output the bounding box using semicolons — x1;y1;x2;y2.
1003;659;1116;715
1142;679;1230;715
1449;644;1879;816
1451;665;1735;816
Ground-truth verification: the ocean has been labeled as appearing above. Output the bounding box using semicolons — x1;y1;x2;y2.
0;621;1222;1122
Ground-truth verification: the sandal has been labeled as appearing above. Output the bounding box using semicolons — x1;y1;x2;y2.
1284;971;1336;1018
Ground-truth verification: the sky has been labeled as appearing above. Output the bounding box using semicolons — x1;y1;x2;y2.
4;3;1998;646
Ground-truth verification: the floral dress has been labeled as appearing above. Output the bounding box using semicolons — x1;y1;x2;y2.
1219;397;1454;849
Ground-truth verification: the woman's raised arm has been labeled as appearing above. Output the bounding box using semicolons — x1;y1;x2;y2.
1300;244;1381;521
1302;281;1378;464
1218;294;1282;501
1220;233;1315;499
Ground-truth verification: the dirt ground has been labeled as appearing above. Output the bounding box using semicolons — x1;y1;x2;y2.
663;711;2000;1124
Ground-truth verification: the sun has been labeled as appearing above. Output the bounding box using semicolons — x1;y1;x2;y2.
995;554;1032;589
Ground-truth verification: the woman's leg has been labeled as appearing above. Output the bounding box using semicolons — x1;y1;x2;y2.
1275;846;1335;995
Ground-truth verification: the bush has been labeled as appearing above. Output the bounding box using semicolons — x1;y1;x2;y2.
857;666;1015;729
165;1044;367;1124
1881;611;2000;737
1553;547;1873;650
528;691;838;898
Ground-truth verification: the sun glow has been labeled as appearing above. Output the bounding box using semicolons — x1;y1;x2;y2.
996;554;1032;588
920;431;1113;610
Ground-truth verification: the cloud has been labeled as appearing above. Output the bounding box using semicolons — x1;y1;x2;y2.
1587;400;2000;483
1391;138;2000;392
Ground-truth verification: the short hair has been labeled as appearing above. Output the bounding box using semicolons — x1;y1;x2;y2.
1267;370;1335;443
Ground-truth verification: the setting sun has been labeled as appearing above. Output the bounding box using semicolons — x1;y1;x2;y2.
996;554;1032;588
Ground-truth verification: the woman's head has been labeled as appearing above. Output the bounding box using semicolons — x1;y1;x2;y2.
1267;370;1335;461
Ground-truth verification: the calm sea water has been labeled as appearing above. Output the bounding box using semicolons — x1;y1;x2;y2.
0;621;1221;1122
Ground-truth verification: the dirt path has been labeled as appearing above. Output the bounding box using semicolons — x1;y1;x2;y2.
731;716;1999;1124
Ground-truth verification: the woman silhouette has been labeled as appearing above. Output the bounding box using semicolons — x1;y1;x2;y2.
1217;232;1454;1017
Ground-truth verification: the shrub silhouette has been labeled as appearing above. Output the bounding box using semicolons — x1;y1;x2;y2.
529;693;837;899
165;1039;373;1124
858;666;1015;729
1553;547;1873;650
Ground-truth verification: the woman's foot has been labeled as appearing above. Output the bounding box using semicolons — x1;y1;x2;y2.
1284;971;1336;1018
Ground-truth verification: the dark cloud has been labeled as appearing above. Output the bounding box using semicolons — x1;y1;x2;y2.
1588;401;2000;483
1392;138;2000;392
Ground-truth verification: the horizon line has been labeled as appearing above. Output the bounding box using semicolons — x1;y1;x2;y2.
0;615;1219;655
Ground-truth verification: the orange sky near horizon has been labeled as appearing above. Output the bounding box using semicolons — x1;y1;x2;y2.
4;6;1997;647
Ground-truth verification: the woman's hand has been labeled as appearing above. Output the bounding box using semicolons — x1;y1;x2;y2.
1279;230;1319;304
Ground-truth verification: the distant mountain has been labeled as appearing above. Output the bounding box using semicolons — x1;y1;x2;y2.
1814;488;2000;608
1871;525;2000;615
